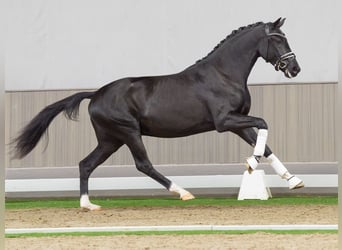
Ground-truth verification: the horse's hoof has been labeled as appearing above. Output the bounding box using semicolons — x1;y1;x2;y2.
181;192;195;201
81;204;102;211
288;176;304;190
80;195;102;211
292;182;304;189
290;181;304;190
245;163;254;174
91;205;102;211
246;156;259;174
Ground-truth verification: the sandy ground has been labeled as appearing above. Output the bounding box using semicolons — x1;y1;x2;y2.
5;205;338;228
6;234;338;250
5;204;338;249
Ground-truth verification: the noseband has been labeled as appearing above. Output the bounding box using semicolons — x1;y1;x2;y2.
266;31;296;71
273;51;296;71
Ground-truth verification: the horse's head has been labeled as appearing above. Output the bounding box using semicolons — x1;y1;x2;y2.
258;18;301;78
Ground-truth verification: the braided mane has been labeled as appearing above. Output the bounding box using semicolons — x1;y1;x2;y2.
196;21;264;63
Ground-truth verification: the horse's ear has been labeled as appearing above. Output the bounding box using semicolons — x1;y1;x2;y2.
273;17;286;28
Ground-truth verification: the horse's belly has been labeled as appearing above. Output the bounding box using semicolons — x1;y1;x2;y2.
140;117;214;138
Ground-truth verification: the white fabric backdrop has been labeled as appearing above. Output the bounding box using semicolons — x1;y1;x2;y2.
5;0;338;90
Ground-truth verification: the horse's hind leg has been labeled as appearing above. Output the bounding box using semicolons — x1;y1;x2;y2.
233;128;304;189
79;141;122;210
126;133;195;200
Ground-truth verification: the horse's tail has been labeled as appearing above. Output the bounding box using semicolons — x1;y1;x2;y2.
12;91;96;159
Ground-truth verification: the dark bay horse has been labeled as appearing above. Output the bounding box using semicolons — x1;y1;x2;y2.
13;18;304;210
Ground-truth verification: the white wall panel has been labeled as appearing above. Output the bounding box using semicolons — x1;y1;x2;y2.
6;83;336;168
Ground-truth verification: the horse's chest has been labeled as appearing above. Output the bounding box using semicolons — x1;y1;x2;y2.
237;91;251;114
222;87;251;115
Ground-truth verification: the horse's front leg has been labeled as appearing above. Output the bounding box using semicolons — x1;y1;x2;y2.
232;128;304;189
214;112;268;172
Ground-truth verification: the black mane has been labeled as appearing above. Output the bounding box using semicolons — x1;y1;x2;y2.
196;21;265;63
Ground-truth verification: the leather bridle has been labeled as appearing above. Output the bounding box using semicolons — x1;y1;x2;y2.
265;27;296;71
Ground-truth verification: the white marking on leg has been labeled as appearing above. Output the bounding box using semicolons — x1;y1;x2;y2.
169;182;195;200
246;156;259;173
253;129;268;156
267;153;288;177
287;176;305;189
80;194;101;211
246;129;268;172
267;153;304;189
246;155;259;170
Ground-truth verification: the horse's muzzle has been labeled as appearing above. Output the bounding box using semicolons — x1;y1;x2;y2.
284;60;301;78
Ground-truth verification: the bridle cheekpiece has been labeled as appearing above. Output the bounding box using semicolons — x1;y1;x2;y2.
265;25;296;71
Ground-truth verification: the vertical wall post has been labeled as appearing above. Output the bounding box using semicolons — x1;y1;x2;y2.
0;0;5;247
337;2;342;245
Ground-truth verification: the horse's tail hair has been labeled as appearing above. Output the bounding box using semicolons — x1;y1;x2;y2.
12;91;96;159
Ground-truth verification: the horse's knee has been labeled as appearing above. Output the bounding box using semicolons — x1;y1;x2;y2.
256;118;268;130
215;122;227;133
214;118;233;132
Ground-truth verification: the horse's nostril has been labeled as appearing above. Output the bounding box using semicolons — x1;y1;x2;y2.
292;66;300;75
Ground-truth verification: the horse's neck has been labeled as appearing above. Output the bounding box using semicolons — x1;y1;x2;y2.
210;32;262;84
